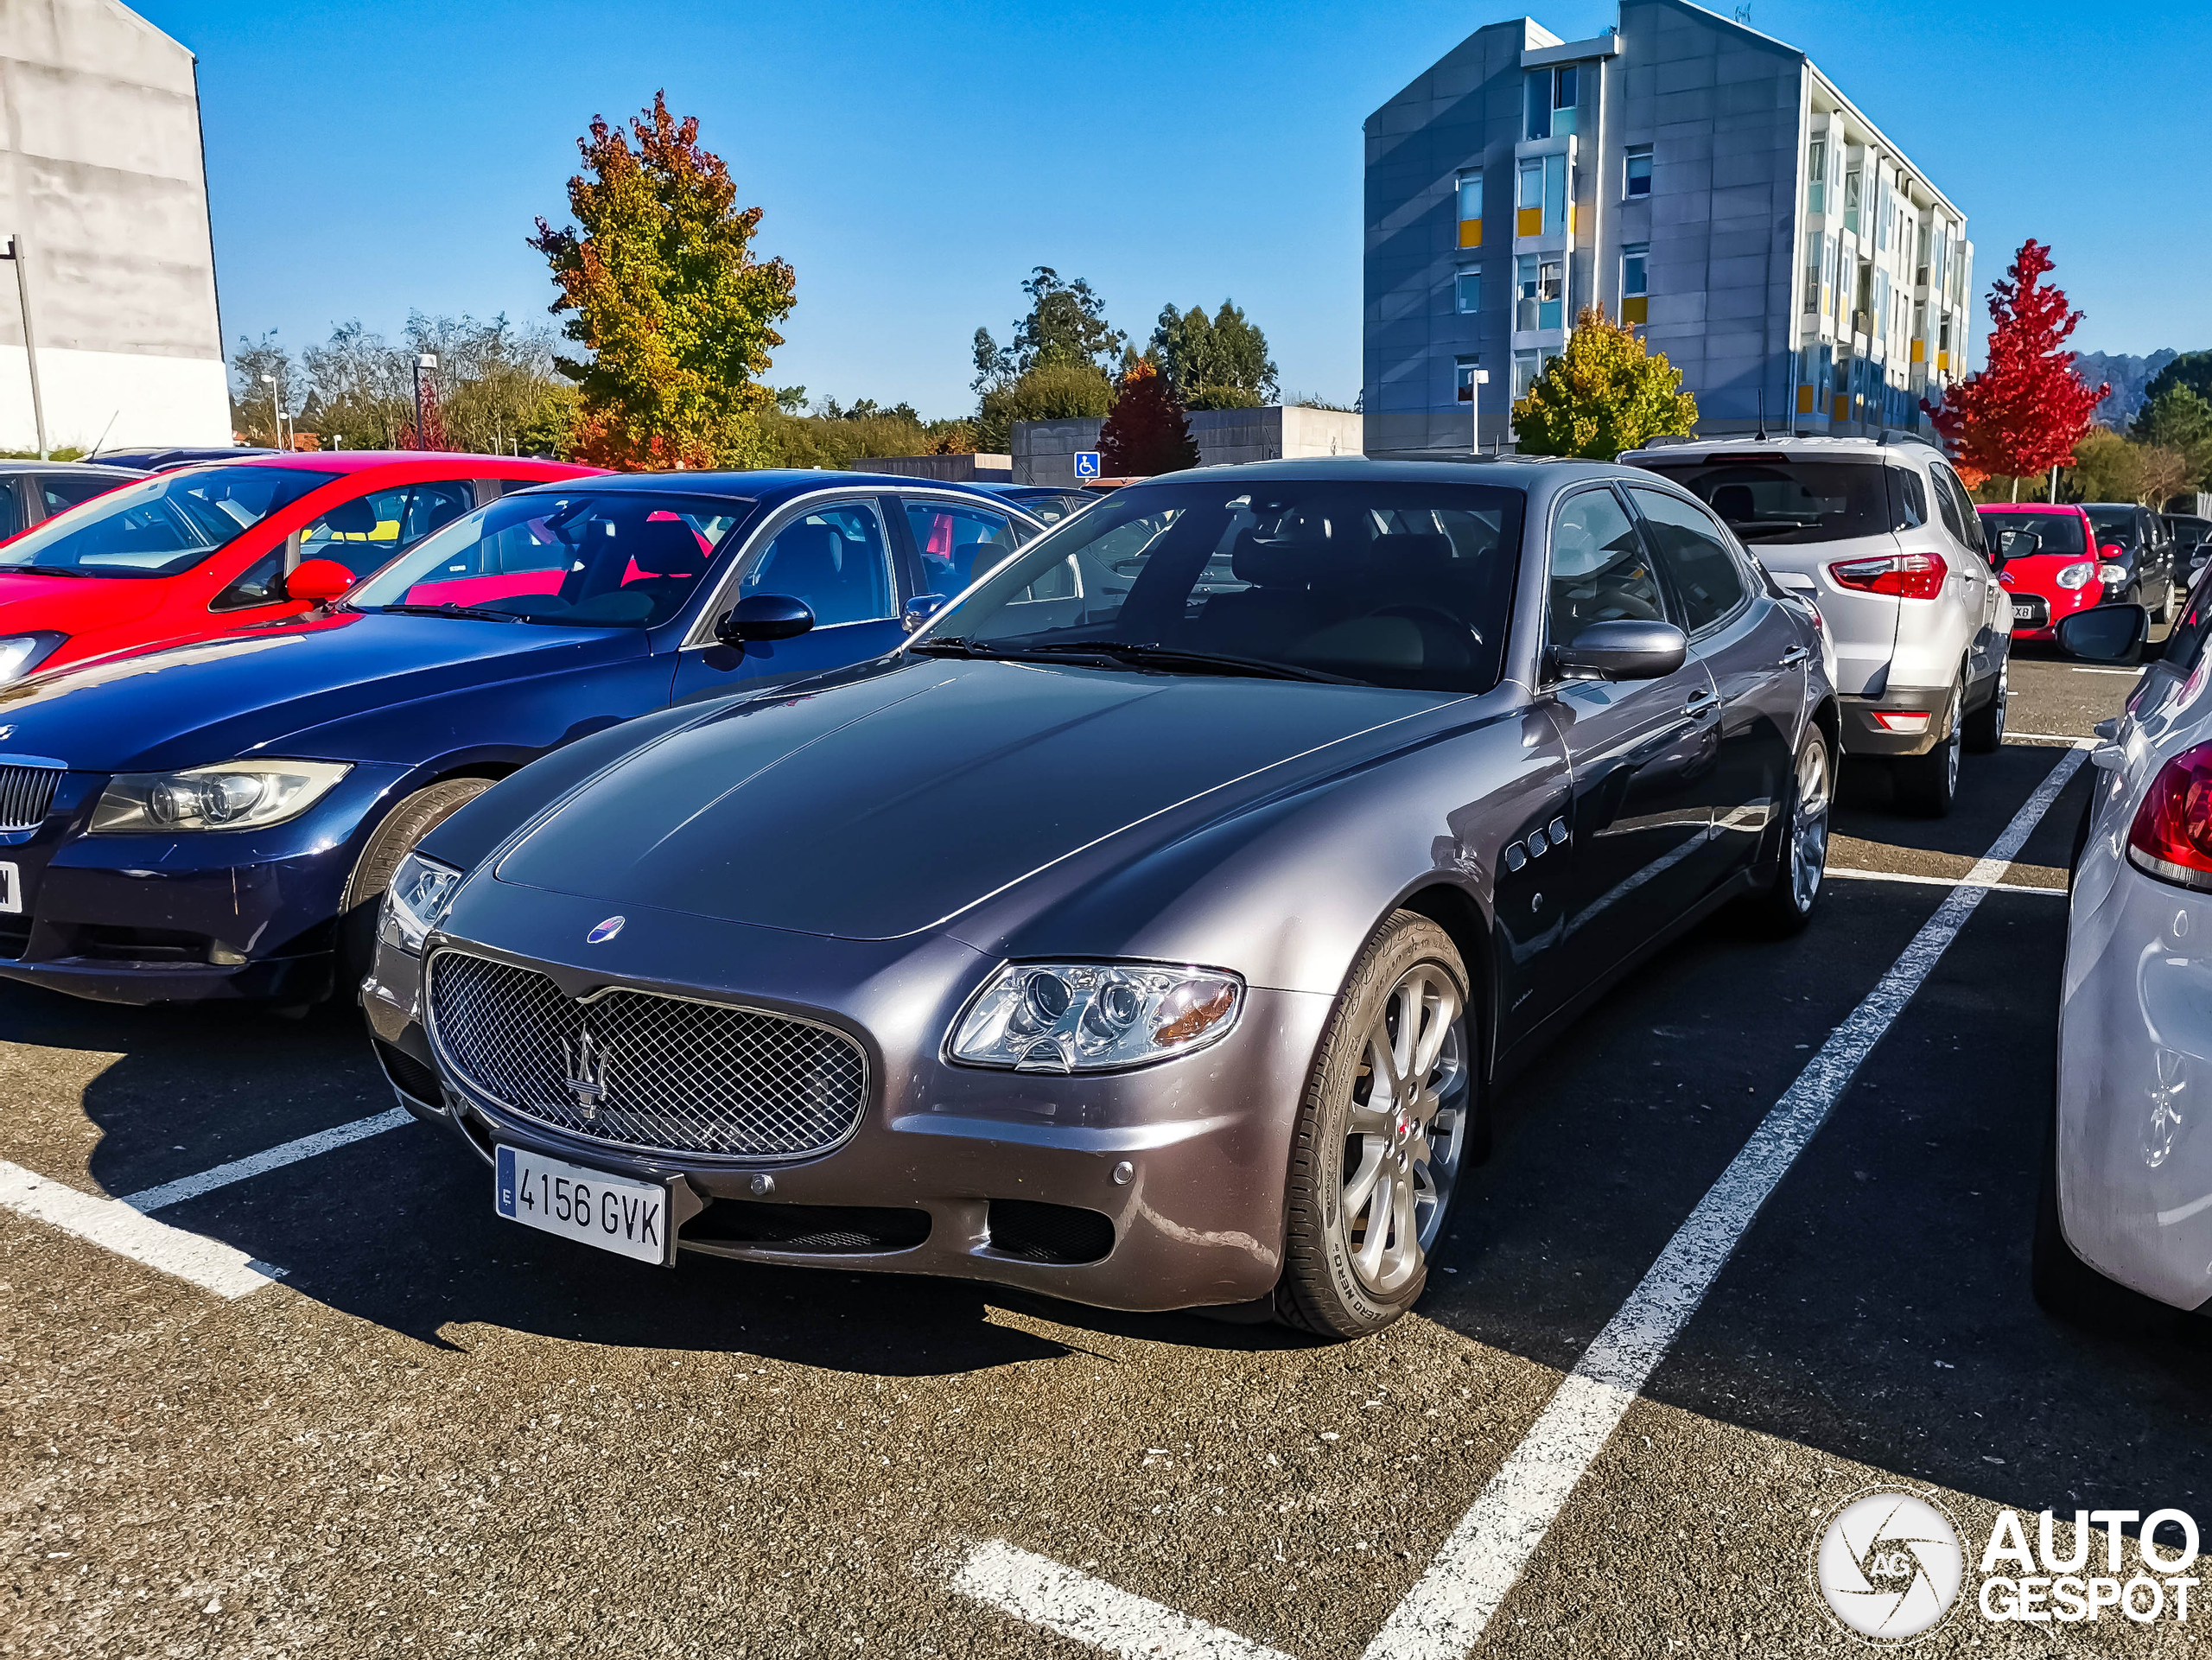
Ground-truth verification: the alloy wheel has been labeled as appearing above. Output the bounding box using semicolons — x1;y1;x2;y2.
1942;690;1961;797
1788;736;1832;913
1338;964;1468;1296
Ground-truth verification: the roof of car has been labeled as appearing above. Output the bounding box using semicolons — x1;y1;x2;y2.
180;450;588;475
1122;455;1640;489
504;468;1027;502
0;460;143;476
1975;501;2087;514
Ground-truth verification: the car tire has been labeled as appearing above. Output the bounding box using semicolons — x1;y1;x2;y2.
1962;662;2007;754
1274;912;1478;1340
336;777;494;995
2153;577;2178;625
1891;684;1962;817
1743;725;1832;937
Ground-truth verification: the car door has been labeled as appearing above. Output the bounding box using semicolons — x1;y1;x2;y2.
671;493;910;704
1626;484;1804;880
1928;461;2004;682
1544;483;1722;984
898;494;1029;599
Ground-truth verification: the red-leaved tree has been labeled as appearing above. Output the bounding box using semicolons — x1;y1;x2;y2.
1922;239;2107;495
1099;358;1198;477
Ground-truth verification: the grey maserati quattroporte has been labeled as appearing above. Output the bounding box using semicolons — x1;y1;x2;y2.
362;458;1836;1338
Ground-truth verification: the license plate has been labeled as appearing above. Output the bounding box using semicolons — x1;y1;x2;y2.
0;863;16;914
495;1144;671;1264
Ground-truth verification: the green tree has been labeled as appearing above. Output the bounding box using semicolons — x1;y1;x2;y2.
1099;358;1198;476
974;360;1115;453
227;330;296;446
973;268;1124;391
1147;300;1278;410
529;92;795;469
1511;308;1697;458
2133;385;2212;487
2144;349;2212;409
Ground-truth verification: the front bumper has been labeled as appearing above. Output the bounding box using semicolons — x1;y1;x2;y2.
0;763;408;1006
1837;685;1958;758
2056;803;2212;1313
366;879;1332;1314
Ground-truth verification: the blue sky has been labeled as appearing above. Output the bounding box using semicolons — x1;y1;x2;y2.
141;0;2206;417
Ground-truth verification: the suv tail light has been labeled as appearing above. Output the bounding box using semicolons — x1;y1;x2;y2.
2128;742;2212;891
1827;551;1948;600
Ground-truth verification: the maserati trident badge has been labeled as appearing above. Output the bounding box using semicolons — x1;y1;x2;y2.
586;915;625;944
563;1027;611;1118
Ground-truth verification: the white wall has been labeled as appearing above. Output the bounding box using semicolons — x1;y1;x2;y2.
0;341;229;448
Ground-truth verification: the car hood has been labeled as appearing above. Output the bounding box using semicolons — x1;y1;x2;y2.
0;610;646;773
492;657;1457;940
0;569;165;633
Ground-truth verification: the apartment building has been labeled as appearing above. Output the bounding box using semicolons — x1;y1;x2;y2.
1363;0;1971;456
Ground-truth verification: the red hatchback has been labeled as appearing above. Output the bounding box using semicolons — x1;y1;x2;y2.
0;452;601;682
1977;502;2102;641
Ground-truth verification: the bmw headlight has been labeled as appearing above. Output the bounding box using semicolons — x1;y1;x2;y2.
0;633;64;683
384;851;463;956
2055;562;2097;589
87;759;352;834
950;962;1244;1073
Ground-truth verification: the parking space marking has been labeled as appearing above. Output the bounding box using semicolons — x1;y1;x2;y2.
121;1106;413;1212
954;1541;1295;1660
2007;733;2099;747
2068;666;2140;677
1827;866;2065;896
1358;746;2087;1660
0;1161;284;1300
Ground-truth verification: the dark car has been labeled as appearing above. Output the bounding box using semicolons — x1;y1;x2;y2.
89;446;283;472
0;472;1042;1008
2163;512;2212;584
972;484;1096;525
0;461;145;542
365;458;1836;1339
2083;502;2182;621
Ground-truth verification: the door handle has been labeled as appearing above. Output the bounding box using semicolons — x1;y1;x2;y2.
1683;689;1720;718
1778;646;1811;668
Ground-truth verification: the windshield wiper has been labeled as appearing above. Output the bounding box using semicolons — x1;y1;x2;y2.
372;601;522;623
1014;640;1357;684
0;563;91;577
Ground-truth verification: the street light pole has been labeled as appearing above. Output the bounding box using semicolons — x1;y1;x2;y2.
413;353;437;450
262;372;283;451
1465;367;1490;456
2;235;48;460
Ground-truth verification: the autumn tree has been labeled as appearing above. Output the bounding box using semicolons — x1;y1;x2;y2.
530;92;795;469
1510;308;1697;458
1148;300;1279;410
1923;239;2106;499
1098;358;1198;477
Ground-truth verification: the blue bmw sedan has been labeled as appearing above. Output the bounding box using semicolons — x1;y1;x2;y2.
0;471;1042;1007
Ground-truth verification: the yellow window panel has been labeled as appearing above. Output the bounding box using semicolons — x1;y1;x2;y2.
1936;350;1949;372
1910;340;1926;363
1565;204;1576;237
1621;296;1648;325
1459;219;1482;249
1516;207;1542;238
1796;385;1815;415
1833;397;1850;423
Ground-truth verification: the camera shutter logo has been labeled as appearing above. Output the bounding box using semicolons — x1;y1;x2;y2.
1814;1488;1965;1642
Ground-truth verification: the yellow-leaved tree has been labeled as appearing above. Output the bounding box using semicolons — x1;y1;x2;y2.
1512;308;1697;459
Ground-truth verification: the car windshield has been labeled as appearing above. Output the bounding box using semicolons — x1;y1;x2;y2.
2086;507;2139;544
912;477;1525;693
347;491;754;628
0;465;340;577
1631;458;1904;544
1980;511;2088;556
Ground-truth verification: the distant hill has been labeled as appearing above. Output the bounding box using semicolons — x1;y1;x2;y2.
2076;350;2179;429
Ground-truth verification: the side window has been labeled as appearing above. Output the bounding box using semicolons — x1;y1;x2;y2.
211;549;285;611
904;499;1018;595
0;479;20;542
39;474;121;518
299;481;477;579
1931;465;1985;554
1627;487;1747;633
1888;467;1928;530
1548;487;1666;646
744;500;894;627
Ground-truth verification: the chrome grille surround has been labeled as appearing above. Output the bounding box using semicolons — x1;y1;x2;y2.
0;763;61;833
426;949;869;1161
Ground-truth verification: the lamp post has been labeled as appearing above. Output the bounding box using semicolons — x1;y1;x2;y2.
413;353;437;449
1460;366;1490;455
1;236;48;460
261;372;283;451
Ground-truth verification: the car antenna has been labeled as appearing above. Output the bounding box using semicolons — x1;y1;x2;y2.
1756;387;1769;441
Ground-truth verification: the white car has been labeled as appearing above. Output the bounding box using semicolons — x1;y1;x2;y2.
2045;588;2212;1319
1623;434;2011;816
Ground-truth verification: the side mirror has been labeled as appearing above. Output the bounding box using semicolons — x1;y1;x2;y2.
715;592;815;645
902;594;949;633
1549;620;1688;683
2055;603;2148;665
283;557;356;604
2101;543;2127;561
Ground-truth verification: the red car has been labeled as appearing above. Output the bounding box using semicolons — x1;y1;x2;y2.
0;452;601;681
1977;502;2102;641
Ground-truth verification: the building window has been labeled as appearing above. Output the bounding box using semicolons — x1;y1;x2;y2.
1512;348;1542;401
1842;168;1861;236
1516;254;1539;331
1806;137;1826;214
1621;244;1648;326
1525;65;1578;141
1523;73;1549;141
1802;232;1821;316
1550;65;1578;137
1517;159;1543;237
1455;170;1483;248
1538;258;1564;331
1455;266;1481;314
1544;152;1568;235
1876;181;1892;251
1624;143;1652;200
1455;356;1484;403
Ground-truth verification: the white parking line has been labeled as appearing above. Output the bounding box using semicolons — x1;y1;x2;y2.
953;1542;1294;1660
2007;733;2097;747
122;1107;413;1212
1360;745;2087;1660
0;1162;285;1300
1827;865;2066;896
2069;666;2140;677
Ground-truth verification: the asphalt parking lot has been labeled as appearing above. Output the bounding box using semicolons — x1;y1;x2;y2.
5;646;2209;1659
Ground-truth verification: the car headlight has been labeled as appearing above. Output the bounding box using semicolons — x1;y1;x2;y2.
2100;563;2130;586
2055;561;2097;589
949;961;1244;1073
87;759;352;834
384;851;464;956
0;633;64;683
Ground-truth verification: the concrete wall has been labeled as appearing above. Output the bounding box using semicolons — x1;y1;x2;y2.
0;0;229;449
855;453;1014;483
1013;407;1365;483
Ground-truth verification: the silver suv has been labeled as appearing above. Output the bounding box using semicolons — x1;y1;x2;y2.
1620;434;2008;815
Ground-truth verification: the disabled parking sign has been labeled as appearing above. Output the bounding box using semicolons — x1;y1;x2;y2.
1073;451;1100;480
